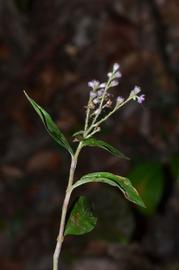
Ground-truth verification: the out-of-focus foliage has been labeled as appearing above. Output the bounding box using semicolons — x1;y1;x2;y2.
170;156;179;181
128;162;164;215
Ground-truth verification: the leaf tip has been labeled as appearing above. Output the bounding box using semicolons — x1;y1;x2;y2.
23;89;27;95
137;199;146;208
23;90;30;101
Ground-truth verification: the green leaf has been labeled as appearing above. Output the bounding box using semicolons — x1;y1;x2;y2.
24;91;73;156
72;172;145;208
83;138;129;160
128;162;164;215
64;196;97;236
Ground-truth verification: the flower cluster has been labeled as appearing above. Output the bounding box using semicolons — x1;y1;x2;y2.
88;81;104;106
88;63;145;115
88;63;122;112
84;63;145;137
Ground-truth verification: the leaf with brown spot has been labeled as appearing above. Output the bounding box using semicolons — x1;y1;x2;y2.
64;196;97;236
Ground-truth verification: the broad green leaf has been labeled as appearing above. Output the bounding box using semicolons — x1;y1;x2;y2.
64;196;97;236
170;156;179;181
83;138;129;160
72;172;145;208
24;91;73;156
128;162;164;215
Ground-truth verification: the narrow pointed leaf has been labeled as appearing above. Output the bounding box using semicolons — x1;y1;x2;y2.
24;91;73;155
83;138;129;160
72;172;145;208
64;196;97;236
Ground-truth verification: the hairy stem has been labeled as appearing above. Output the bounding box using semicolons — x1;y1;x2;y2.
53;142;83;270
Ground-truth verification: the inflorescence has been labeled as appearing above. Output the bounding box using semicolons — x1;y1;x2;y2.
88;63;144;109
83;63;145;138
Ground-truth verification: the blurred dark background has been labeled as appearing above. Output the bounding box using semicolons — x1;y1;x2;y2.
0;0;179;269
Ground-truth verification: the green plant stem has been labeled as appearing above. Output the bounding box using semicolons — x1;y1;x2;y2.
85;96;132;138
91;82;110;126
53;142;83;270
84;97;92;132
94;96;131;127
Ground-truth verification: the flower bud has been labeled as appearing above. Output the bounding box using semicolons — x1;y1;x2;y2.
90;91;97;99
113;63;120;72
116;96;124;104
110;80;119;87
88;80;100;89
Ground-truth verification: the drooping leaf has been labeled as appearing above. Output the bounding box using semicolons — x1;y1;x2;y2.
24;91;73;156
64;196;97;236
83;138;129;160
72;172;145;208
128;162;164;215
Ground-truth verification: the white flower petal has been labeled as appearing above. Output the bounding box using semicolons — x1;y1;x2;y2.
114;71;122;78
133;86;141;94
99;83;106;88
88;80;100;89
90;91;97;98
107;72;112;78
116;96;124;104
113;63;120;72
110;80;119;87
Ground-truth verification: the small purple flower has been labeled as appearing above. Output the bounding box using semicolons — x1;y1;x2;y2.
116;96;124;104
99;83;106;88
88;80;99;89
90;91;97;99
130;86;141;97
114;71;122;78
133;86;141;94
110;80;119;87
137;94;145;104
97;89;104;97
